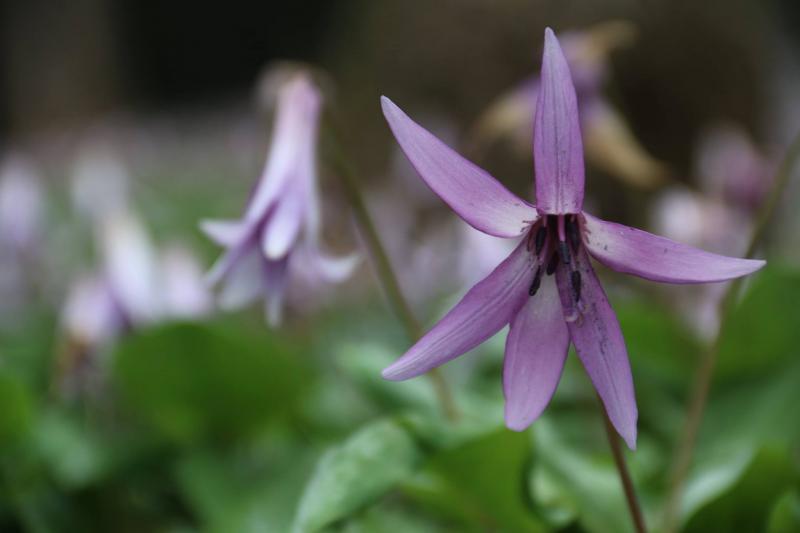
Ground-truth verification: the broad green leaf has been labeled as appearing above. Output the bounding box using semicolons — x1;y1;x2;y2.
112;321;309;443
529;416;636;533
176;438;317;533
767;489;800;533
403;428;545;532
335;342;437;411
340;502;445;532
683;447;797;533
680;359;800;524
615;298;699;388
31;409;110;488
701;359;800;450
293;418;421;533
717;266;800;379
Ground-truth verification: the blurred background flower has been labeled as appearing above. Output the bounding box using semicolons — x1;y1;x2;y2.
202;72;358;325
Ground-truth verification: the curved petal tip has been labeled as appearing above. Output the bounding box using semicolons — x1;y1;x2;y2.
620;424;637;451
381;364;406;381
504;413;530;432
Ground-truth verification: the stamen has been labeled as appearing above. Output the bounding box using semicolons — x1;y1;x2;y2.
566;216;580;251
557;215;566;242
546;252;559;275
528;266;542;296
558;241;571;265
571;270;581;302
534;226;547;255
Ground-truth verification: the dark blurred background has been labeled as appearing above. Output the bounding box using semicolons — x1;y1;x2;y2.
3;0;799;176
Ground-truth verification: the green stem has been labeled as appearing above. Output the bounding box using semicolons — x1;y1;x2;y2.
322;113;459;421
601;402;648;533
663;131;800;532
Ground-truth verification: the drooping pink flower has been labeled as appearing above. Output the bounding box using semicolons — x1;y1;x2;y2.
201;73;357;325
380;28;765;449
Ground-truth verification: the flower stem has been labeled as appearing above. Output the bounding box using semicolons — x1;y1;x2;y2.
600;398;648;533
322;114;459;421
663;131;800;532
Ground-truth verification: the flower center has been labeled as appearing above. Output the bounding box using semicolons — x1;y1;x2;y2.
527;214;582;303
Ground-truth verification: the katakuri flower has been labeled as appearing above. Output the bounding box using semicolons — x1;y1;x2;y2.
380;28;765;449
201;73;358;325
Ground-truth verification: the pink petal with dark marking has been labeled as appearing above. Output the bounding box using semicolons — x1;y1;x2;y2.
383;240;535;381
582;213;765;284
382;96;538;237
555;249;637;449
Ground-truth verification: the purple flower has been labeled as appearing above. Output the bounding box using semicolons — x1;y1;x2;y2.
201;73;357;325
380;28;765;449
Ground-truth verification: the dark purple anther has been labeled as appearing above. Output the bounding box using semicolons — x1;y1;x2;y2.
529;266;542;296
571;270;581;302
566;216;580;251
546;252;559;275
534;225;547;255
558;240;571;265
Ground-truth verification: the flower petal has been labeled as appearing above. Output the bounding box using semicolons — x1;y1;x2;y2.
381;96;538;237
582;213;766;283
217;247;264;310
534;28;585;214
205;229;258;286
246;75;321;222
306;249;360;283
264;256;289;326
555;249;637;449
382;240;535;381
101;212;161;323
262;181;305;260
503;275;569;431
200;219;247;247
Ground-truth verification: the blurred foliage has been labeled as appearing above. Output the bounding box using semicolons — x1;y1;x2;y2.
113;321;311;443
717;266;800;379
0;260;798;532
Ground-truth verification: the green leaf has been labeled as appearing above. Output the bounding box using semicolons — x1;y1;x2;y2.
767;489;800;533
293;418;421;533
717;266;800;379
0;310;58;391
683;447;797;533
615;298;699;379
340;502;445;533
176;439;317;533
0;372;33;445
529;415;636;533
403;427;545;532
112;321;310;443
335;342;437;412
31;409;110;488
680;359;800;524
